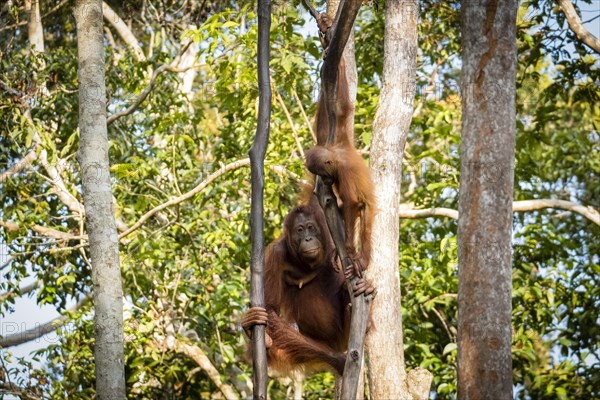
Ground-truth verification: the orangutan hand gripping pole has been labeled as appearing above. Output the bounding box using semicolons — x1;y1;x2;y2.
242;196;374;376
305;16;376;278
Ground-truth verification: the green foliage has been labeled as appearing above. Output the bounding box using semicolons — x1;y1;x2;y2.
0;0;598;398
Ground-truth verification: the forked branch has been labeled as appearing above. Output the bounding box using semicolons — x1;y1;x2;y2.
305;1;371;399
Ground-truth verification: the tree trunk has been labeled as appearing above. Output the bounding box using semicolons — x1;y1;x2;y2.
457;1;517;399
25;0;44;53
74;1;126;399
366;1;431;399
248;0;272;397
322;2;362;398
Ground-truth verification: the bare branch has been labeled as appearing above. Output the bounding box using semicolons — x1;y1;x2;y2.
513;198;600;226
175;340;240;400
36;144;84;216
302;0;319;20
267;165;308;186
292;89;317;143
399;205;459;220
119;159;251;239
31;225;87;240
0;280;40;302
0;296;90;347
101;1;146;61
0;220;20;231
0;151;37;182
0;0;69;33
274;89;305;158
0;220;86;240
0;79;24;97
107;63;205;125
399;199;600;226
557;0;600;54
0;381;42;400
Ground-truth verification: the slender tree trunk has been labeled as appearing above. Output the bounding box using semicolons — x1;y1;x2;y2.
322;1;362;398
74;1;126;398
25;0;45;53
248;0;272;397
366;1;431;399
457;1;517;399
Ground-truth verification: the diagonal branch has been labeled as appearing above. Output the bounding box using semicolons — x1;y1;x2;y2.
302;0;319;20
101;1;146;61
0;280;40;302
24;123;85;219
107;63;205;125
0;79;25;97
557;0;600;54
119;159;251;239
31;225;87;240
0;296;90;347
0;220;20;231
0;0;69;33
292;88;317;143
274;88;305;158
0;151;37;182
175;340;240;400
3;161;298;247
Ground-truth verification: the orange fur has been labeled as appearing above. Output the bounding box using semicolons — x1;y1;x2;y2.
305;58;376;275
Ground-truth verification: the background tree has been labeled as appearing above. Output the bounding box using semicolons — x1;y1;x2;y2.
73;0;126;398
366;0;432;398
457;0;518;398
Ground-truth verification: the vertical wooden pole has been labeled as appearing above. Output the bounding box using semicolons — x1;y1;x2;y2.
248;0;272;398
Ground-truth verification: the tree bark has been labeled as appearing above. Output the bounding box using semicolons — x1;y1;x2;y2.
101;1;146;61
25;0;45;53
398;199;600;226
366;1;431;399
248;0;272;398
312;2;370;399
458;1;517;399
74;1;126;399
175;341;240;400
557;0;600;54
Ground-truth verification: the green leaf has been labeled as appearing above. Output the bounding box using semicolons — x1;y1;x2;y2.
222;21;238;29
442;342;457;355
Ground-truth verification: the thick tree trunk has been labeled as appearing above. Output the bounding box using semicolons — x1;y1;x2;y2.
457;1;517;399
74;1;126;399
366;1;431;399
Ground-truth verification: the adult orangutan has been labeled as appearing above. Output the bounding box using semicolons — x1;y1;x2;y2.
242;196;373;375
